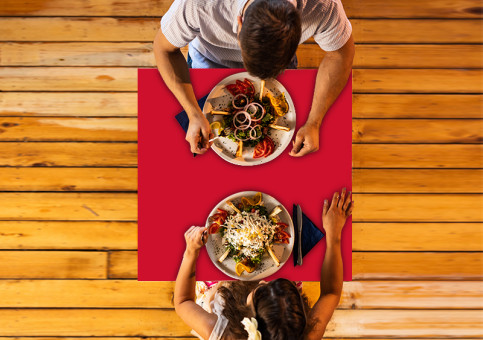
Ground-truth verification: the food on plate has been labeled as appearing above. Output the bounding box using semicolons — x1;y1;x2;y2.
211;78;290;159
208;192;291;276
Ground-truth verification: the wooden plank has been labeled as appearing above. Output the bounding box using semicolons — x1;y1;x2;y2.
2;68;482;93
353;252;483;280
2;93;479;118
0;67;136;92
109;251;137;279
0;0;481;18
0;251;106;279
353;223;483;251
0;309;479;337
0;18;481;43
0;280;481;309
0;193;137;221
353;69;483;93
2;193;479;222
353;94;483;119
2;43;482;69
353;119;483;144
0;117;137;141
353;144;483;168
353;169;483;193
0;92;137;117
298;44;483;69
0;142;137;167
0;221;137;249
0;168;137;191
352;19;483;43
353;194;483;222
109;250;483;280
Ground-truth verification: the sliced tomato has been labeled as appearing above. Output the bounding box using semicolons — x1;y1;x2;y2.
226;84;239;96
208;223;220;234
217;208;228;218
276;230;291;239
244;78;255;96
253;139;267;158
275;222;288;232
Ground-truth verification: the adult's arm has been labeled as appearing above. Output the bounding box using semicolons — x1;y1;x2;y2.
153;29;212;154
305;189;353;339
174;226;217;338
290;35;354;157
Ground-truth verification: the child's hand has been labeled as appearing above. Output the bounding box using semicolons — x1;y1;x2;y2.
184;225;208;257
322;188;353;243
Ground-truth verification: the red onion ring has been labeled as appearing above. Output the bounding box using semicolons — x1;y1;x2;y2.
244;102;265;122
249;125;262;140
233;111;252;130
232;94;248;109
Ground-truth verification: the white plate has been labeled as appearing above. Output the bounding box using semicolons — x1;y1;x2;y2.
205;191;294;281
203;72;296;166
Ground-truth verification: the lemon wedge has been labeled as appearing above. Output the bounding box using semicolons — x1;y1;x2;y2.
210;121;223;134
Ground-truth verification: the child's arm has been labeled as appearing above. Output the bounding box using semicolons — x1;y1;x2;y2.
305;189;353;340
174;226;217;339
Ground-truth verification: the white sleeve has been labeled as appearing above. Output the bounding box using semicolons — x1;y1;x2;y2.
313;0;352;51
160;0;200;48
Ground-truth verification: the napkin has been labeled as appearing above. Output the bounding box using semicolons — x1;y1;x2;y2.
175;95;209;157
293;204;325;266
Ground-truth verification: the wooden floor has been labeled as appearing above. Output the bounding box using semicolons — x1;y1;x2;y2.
0;0;482;338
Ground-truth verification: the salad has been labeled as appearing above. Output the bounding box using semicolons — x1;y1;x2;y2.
210;78;290;159
208;192;291;276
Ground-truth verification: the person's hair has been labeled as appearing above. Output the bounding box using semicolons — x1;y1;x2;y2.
253;278;309;339
217;279;310;339
239;0;301;79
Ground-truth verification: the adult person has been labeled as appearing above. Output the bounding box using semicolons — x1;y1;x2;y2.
154;0;354;156
174;189;353;339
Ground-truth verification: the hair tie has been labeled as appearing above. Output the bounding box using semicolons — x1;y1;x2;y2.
241;317;262;340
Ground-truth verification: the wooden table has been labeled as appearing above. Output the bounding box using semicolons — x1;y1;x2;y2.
0;0;482;338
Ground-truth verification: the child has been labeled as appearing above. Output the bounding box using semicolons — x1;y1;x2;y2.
174;189;353;339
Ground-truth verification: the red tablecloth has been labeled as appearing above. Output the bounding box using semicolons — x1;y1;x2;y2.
138;69;352;281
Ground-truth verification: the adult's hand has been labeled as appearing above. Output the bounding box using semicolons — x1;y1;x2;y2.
289;122;320;157
322;188;353;242
186;113;213;154
184;225;208;257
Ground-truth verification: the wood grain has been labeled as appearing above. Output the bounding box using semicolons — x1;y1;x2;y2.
353;194;483;222
0;168;137;191
0;193;137;221
353;144;483;168
0;251;107;279
2;68;482;93
0;142;137;167
0;92;137;117
2;43;482;69
0;309;479;337
353;94;483;118
353;169;483;193
353;252;483;280
2;93;480;118
0;117;137;141
1;168;480;193
353;69;483;93
0;221;137;249
353;223;483;251
0;0;481;18
1;18;481;43
108;250;483;280
353;119;483;144
0;280;480;309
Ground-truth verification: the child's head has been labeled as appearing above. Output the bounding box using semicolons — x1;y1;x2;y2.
251;278;308;339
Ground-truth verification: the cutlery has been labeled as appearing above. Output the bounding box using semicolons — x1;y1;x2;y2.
296;204;303;266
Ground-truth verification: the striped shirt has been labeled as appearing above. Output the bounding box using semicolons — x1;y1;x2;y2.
161;0;352;68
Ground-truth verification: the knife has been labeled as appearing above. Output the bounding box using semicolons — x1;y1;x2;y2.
296;204;303;266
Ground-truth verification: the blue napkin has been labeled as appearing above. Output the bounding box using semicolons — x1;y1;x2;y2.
175;95;209;157
293;204;325;266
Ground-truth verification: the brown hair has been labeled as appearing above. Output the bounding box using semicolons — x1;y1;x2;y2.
239;0;301;79
253;278;309;339
217;279;310;339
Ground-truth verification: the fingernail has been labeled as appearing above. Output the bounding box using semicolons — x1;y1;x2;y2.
324;200;328;204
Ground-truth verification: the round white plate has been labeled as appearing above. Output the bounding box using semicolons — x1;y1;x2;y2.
205;191;294;281
203;72;296;166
